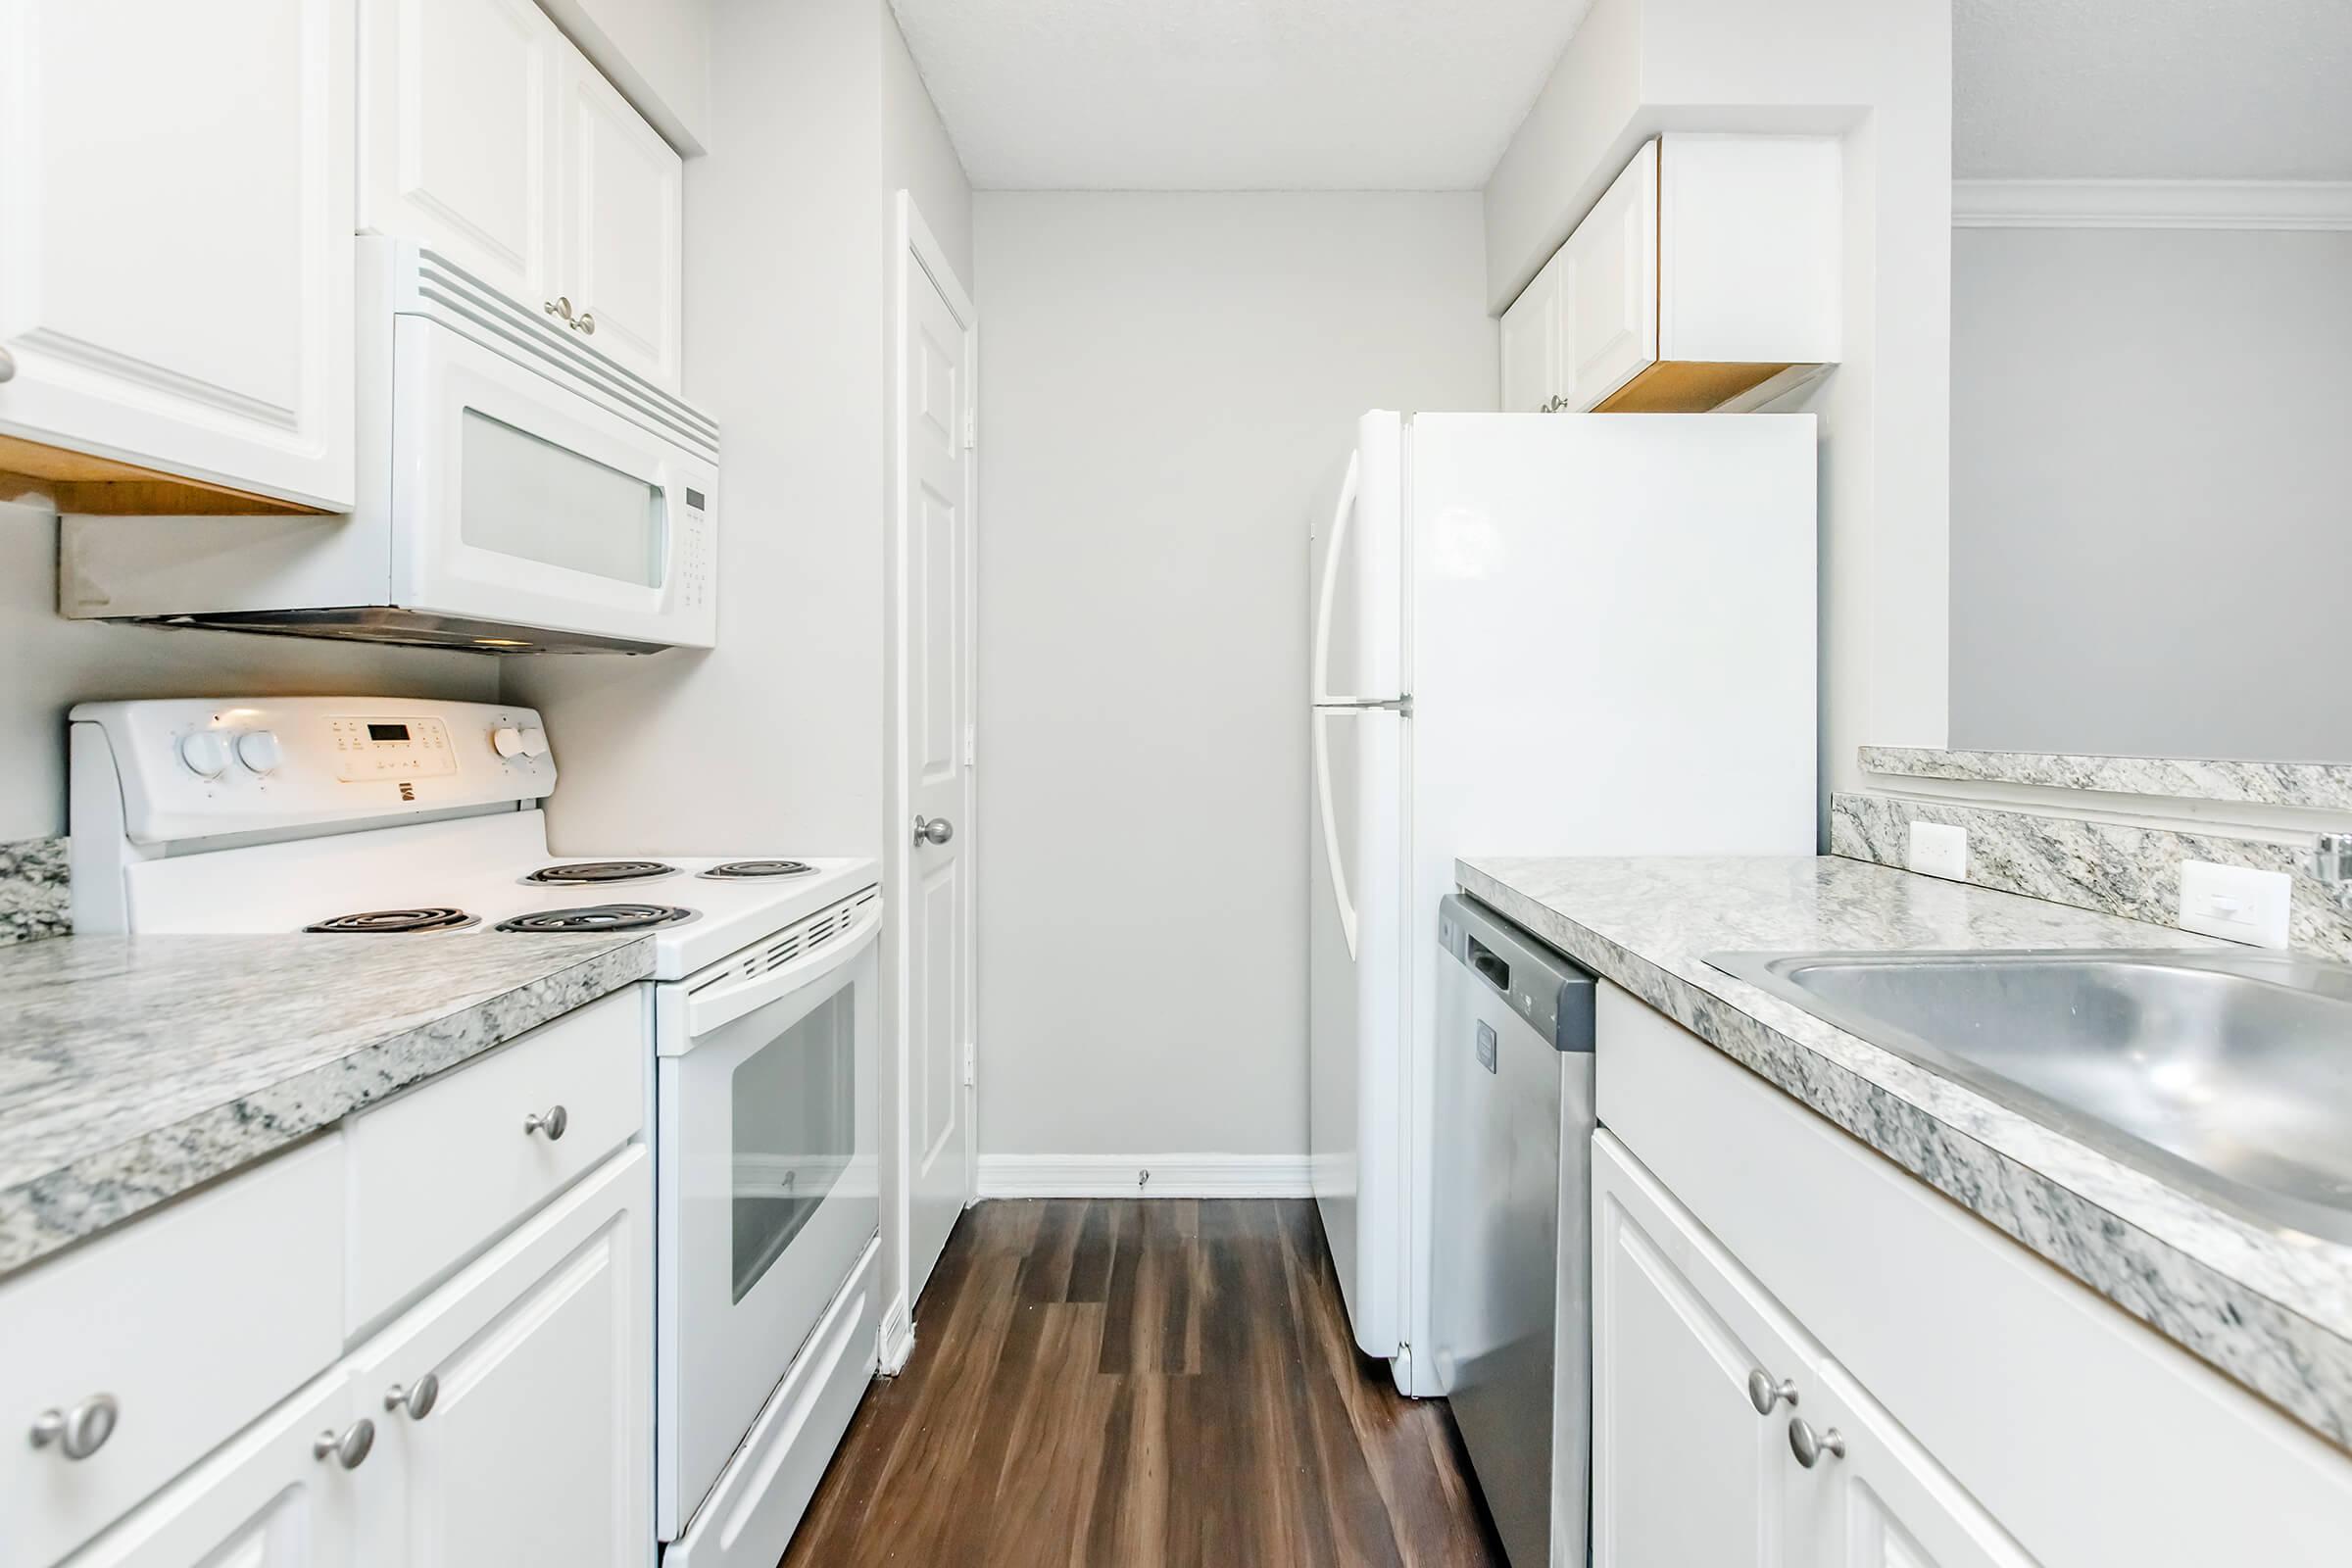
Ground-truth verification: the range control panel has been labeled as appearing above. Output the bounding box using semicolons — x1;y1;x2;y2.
329;715;459;780
70;697;560;847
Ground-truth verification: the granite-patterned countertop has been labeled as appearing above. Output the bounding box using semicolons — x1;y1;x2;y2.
1460;854;2352;1449
0;934;655;1279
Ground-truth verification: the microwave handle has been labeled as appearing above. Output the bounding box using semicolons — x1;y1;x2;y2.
685;900;882;1036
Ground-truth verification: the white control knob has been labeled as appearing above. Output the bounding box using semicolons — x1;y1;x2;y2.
177;730;231;779
235;730;283;774
492;726;526;759
518;727;550;759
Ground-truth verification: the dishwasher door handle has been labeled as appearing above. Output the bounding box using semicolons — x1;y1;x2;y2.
1466;934;1511;994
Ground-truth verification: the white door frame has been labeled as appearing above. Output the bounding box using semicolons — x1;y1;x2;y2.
883;190;977;1370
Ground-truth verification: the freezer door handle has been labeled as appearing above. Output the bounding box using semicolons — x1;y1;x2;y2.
1310;450;1360;704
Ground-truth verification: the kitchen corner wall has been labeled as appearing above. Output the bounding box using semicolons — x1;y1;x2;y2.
972;191;1495;1165
509;0;970;858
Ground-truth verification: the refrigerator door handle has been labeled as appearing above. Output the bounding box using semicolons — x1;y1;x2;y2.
1311;450;1361;704
1313;712;1358;960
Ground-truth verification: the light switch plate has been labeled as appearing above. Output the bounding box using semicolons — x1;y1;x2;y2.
1908;821;1969;880
2179;860;2291;949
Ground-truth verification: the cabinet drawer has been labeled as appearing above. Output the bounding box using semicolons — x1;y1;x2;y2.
0;1136;346;1568
347;986;645;1332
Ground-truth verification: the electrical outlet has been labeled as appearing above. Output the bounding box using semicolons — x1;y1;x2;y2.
2179;860;2291;949
1908;821;1969;880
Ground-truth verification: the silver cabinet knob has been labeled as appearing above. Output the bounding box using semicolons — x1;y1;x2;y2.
384;1373;439;1420
544;296;573;322
1788;1416;1846;1468
313;1418;375;1469
29;1395;118;1459
574;311;595;335
522;1104;568;1140
1746;1369;1797;1415
0;344;16;383
914;815;954;847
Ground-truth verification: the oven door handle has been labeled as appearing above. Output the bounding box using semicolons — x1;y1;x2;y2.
681;901;882;1038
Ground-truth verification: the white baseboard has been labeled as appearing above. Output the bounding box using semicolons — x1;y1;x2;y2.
876;1291;915;1376
976;1153;1314;1200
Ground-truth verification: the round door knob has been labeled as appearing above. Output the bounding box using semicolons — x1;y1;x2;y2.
492;726;526;758
177;730;231;778
915;815;954;847
1746;1368;1797;1415
1788;1416;1846;1468
523;1104;568;1140
235;730;283;774
518;726;550;759
384;1373;439;1420
29;1395;119;1459
313;1418;375;1469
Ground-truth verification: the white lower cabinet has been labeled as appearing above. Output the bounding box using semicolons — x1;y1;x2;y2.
60;1144;651;1568
349;1144;652;1568
1593;1129;2035;1568
59;1373;361;1568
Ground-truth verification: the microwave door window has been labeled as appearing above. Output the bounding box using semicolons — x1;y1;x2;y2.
462;409;665;586
730;988;857;1302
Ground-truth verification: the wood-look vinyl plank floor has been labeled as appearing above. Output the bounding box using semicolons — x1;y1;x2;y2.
781;1198;1505;1567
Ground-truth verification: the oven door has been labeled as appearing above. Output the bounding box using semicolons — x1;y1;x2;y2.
655;910;879;1540
388;314;716;649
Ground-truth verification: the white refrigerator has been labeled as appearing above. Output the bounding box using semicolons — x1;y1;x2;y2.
1307;411;1818;1396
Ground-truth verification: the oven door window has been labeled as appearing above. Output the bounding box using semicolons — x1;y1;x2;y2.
730;987;856;1302
461;408;665;587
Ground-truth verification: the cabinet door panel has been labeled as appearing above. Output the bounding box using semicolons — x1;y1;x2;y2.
0;0;353;507
1592;1130;1803;1568
1498;252;1563;412
358;0;558;309
1561;139;1659;410
1790;1362;2040;1568
62;1374;359;1568
560;51;681;390
351;1146;651;1568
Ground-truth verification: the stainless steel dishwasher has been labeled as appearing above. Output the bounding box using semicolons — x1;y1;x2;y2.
1432;894;1596;1568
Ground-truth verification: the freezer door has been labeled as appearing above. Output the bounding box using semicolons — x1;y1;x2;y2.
1309;412;1405;704
1308;703;1404;1360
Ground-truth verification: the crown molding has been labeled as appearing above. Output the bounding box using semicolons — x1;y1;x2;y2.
1952;178;2352;231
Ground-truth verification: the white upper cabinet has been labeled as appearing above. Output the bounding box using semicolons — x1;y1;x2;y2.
559;49;683;389
0;0;355;512
1498;250;1564;412
1506;134;1841;415
358;0;559;311
1560;139;1661;412
358;0;683;391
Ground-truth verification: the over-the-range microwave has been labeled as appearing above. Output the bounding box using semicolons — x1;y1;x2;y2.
61;239;718;654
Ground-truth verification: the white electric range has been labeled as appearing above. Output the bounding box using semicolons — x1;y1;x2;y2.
68;697;882;1566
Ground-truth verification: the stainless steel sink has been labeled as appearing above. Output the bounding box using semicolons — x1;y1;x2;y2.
1704;948;2352;1245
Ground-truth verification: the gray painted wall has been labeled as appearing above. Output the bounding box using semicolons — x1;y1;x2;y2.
971;191;1494;1160
1948;225;2352;761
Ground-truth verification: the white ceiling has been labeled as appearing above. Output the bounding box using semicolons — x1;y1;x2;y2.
890;0;1595;190
1956;0;2352;180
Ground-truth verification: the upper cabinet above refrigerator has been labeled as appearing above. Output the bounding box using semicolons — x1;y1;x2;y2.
359;0;684;393
1499;135;1842;416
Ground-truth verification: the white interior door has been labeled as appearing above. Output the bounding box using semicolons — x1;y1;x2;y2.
895;195;976;1315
